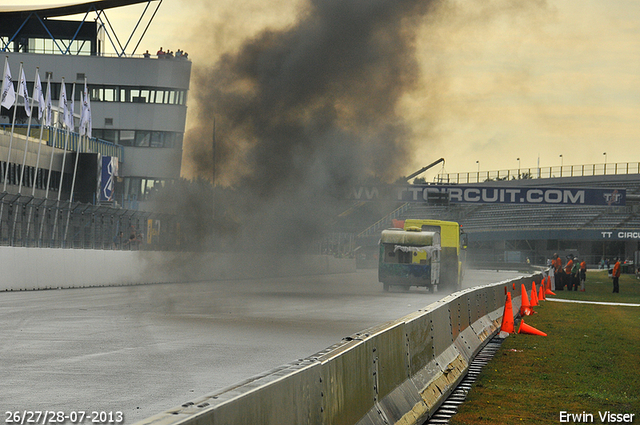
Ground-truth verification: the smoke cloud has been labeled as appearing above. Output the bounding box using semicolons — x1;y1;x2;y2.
179;0;439;250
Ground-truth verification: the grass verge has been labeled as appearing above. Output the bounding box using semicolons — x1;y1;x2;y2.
449;271;640;425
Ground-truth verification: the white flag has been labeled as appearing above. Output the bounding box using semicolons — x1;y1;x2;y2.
44;79;52;126
79;91;85;135
80;82;88;135
79;80;92;137
1;60;15;110
69;83;75;128
35;72;45;121
59;81;73;129
18;67;30;116
85;87;91;138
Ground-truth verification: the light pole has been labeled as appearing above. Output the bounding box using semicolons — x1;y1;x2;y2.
476;160;480;182
603;152;607;164
517;157;520;178
559;154;563;167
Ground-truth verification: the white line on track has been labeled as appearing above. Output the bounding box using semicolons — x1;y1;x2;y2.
546;298;640;307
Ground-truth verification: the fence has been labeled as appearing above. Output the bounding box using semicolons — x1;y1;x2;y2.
0;193;177;250
437;162;640;184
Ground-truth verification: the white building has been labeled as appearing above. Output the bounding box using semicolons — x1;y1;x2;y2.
0;0;191;210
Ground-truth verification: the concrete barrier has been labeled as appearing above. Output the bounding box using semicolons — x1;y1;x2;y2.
0;247;355;291
134;272;544;425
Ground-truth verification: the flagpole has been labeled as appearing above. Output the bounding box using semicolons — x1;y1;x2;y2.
64;81;83;245
2;61;22;193
51;126;69;247
0;56;13;243
32;71;50;197
1;60;21;245
51;78;71;247
18;67;38;193
39;97;59;246
26;70;48;244
11;66;36;245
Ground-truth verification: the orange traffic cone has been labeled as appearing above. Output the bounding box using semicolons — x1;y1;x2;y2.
500;292;515;335
518;319;547;336
545;276;556;296
520;283;532;316
530;282;539;307
539;282;545;301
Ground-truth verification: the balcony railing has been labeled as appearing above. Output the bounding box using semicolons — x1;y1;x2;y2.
0;124;123;159
435;163;640;184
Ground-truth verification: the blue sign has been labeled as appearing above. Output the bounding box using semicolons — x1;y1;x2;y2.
100;156;118;202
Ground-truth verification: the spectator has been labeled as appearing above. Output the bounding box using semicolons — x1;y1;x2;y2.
156;47;165;58
553;253;563;291
143;50;151;58
564;256;574;290
579;259;587;291
612;258;621;293
571;258;579;291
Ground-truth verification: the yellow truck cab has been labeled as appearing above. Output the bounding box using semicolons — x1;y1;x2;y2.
378;219;466;292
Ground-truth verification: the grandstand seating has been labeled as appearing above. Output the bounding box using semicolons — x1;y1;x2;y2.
357;202;639;237
397;203;639;232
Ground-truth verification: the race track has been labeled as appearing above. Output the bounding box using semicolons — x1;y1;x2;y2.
1;268;523;424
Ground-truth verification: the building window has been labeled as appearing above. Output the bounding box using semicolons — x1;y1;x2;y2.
119;131;135;146
135;131;150;147
92;130;183;148
84;84;186;105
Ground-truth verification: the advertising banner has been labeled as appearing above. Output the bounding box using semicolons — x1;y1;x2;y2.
100;156;118;202
350;185;626;206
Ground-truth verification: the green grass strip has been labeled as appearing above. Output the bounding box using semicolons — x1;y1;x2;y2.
450;271;640;425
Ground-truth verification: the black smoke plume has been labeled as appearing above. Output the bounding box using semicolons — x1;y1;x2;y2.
181;0;437;251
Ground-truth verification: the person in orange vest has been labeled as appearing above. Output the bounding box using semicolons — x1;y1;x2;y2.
553;253;563;290
564;256;574;290
579;259;587;291
612;258;621;293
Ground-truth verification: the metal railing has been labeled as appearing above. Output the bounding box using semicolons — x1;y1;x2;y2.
436;162;640;184
357;203;410;238
0;125;123;159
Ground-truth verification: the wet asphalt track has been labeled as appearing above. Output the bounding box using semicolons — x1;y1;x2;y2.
1;268;523;424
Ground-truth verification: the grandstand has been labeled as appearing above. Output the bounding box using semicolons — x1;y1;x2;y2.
353;164;640;269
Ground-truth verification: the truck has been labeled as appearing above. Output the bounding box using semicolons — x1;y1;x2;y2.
378;219;467;292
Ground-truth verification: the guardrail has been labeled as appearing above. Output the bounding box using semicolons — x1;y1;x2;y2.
134;272;542;425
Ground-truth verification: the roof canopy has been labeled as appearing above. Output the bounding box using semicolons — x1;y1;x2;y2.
0;1;151;18
0;0;162;57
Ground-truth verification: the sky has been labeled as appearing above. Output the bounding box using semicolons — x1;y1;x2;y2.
18;0;640;182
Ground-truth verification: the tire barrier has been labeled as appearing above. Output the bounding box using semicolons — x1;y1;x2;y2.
135;272;543;425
